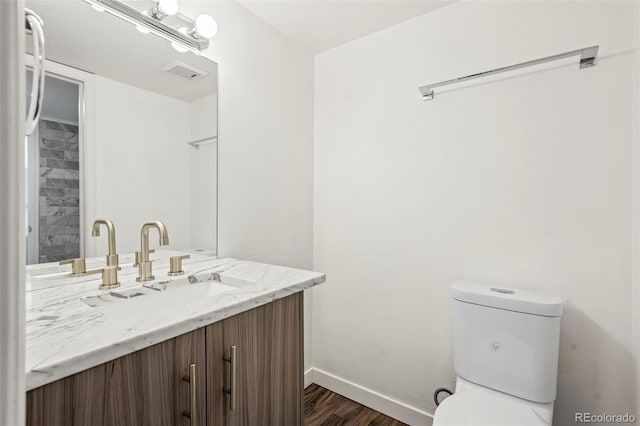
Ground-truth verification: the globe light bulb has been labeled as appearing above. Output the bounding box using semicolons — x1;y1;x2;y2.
158;0;179;16
194;14;217;39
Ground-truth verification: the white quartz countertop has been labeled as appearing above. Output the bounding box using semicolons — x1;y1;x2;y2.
26;250;325;391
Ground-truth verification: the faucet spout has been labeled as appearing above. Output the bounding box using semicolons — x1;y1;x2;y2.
140;221;170;261
92;219;118;268
137;221;170;282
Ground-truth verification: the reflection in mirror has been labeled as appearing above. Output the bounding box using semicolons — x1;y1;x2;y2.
25;72;81;264
25;0;218;265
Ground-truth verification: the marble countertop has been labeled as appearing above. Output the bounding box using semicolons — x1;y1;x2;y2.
26;250;325;391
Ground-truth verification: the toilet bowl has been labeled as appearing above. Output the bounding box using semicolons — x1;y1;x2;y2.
433;377;554;426
433;281;563;426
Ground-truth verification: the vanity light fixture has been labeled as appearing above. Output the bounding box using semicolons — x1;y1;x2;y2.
83;0;215;52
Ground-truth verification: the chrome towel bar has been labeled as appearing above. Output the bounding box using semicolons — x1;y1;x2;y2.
187;136;217;150
418;45;598;100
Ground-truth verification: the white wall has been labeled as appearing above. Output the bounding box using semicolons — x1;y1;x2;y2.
87;75;192;255
180;0;315;369
313;1;635;424
180;0;314;269
189;92;218;251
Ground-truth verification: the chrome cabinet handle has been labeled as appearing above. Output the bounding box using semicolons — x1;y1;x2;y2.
182;363;197;426
24;8;45;136
223;345;237;411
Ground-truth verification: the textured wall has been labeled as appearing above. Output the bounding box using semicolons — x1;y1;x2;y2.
38;119;80;263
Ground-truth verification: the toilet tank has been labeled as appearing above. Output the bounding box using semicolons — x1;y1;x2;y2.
451;281;563;403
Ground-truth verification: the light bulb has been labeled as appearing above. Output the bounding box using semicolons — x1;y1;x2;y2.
194;14;217;39
158;0;179;16
150;0;179;20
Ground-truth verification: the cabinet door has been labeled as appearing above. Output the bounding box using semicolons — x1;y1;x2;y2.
280;292;304;425
205;292;303;426
27;328;206;426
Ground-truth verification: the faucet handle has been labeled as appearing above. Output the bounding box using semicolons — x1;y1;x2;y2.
133;249;155;267
59;258;87;276
84;266;120;289
168;255;190;276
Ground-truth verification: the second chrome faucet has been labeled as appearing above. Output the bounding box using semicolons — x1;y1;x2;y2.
136;221;170;282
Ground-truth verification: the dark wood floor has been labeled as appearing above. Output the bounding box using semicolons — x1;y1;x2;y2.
304;384;407;426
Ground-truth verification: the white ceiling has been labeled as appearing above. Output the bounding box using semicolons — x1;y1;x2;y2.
236;0;455;53
25;0;217;102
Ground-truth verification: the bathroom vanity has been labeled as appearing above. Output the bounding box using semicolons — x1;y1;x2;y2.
24;251;325;425
17;1;324;424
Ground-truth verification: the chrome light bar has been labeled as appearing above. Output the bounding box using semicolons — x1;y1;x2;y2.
84;0;209;52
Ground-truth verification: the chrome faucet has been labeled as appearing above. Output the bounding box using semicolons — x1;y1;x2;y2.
91;218;119;269
136;221;170;282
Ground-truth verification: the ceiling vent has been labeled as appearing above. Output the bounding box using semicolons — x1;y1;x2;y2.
161;61;207;81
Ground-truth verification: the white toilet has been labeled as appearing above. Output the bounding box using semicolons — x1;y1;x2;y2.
433;281;563;426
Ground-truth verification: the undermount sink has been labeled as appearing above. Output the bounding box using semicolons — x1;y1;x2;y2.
81;286;158;307
80;268;254;308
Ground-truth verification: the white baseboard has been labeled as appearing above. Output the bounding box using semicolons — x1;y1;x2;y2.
304;368;313;388
307;367;434;426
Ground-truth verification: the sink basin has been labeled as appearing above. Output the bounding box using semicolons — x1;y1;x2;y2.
80;268;250;309
81;287;158;307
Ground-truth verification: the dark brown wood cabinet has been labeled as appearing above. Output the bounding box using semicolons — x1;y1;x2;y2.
27;292;303;426
207;292;303;426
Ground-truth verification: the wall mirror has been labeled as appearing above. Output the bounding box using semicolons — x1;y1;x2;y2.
24;0;218;265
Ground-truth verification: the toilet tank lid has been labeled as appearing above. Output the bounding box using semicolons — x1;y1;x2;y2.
451;281;563;317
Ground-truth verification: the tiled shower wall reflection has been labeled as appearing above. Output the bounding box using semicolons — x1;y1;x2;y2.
38;119;80;263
